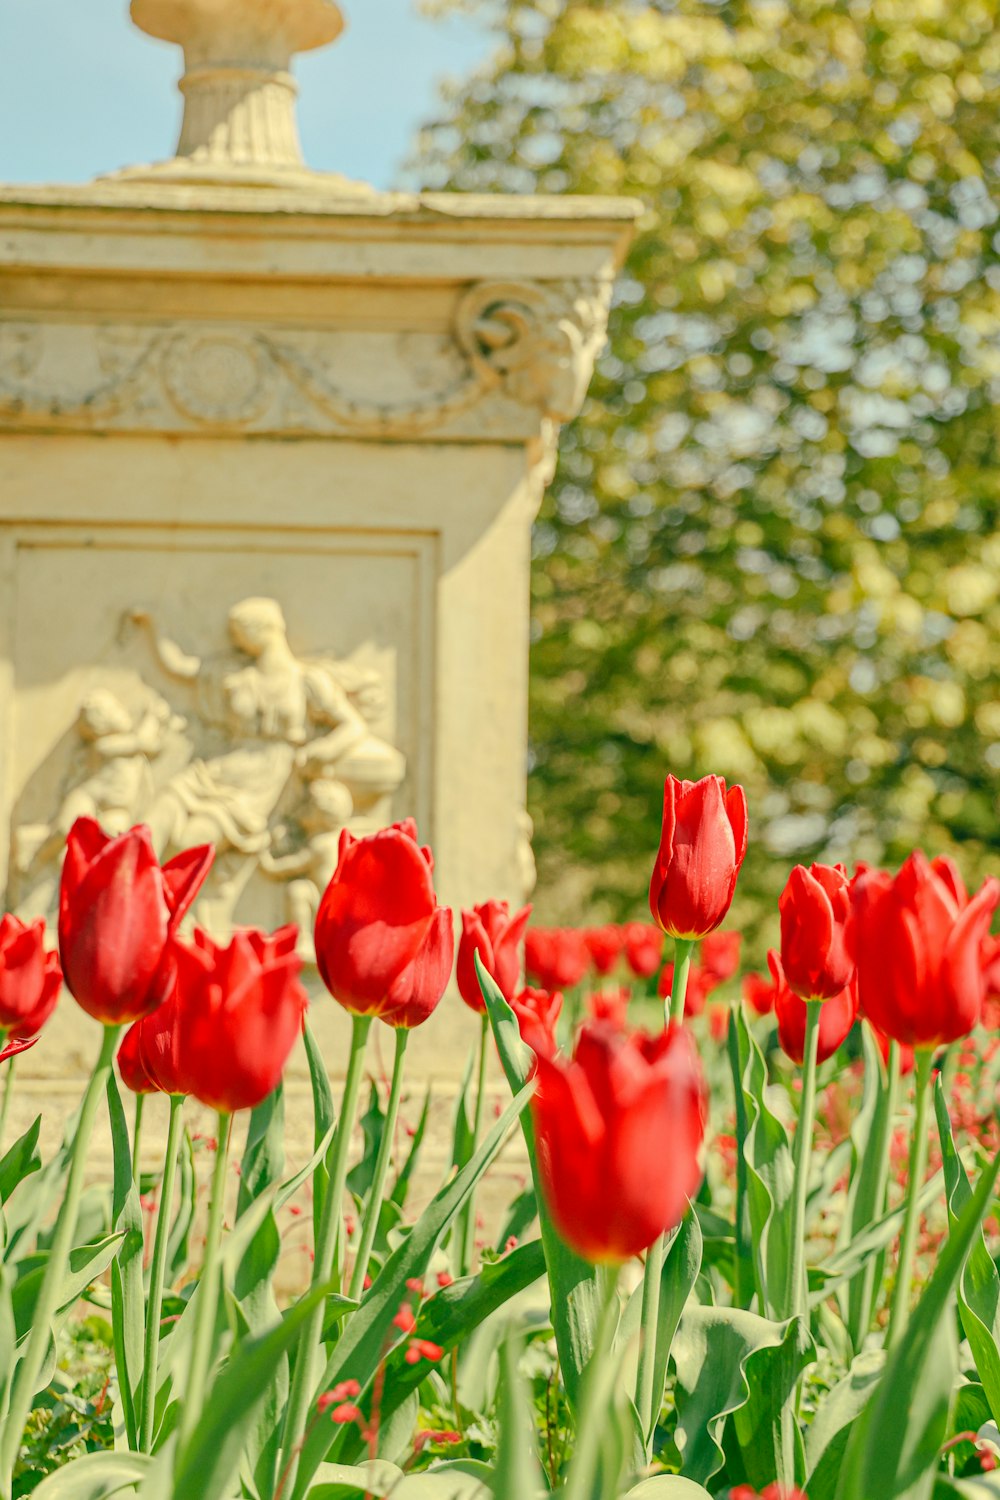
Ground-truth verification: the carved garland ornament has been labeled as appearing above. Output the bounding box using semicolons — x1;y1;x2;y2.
0;279;612;437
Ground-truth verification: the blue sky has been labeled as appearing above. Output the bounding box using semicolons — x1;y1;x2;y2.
0;0;492;189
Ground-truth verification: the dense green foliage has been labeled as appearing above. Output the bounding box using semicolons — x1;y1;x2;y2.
417;0;1000;938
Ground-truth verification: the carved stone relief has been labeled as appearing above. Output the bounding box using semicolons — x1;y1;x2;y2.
11;597;405;959
0;278;612;438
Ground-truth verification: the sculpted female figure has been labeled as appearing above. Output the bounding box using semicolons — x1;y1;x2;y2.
128;597;379;935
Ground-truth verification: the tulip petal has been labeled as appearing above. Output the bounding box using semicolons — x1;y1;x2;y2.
161;843;215;927
381;906;455;1029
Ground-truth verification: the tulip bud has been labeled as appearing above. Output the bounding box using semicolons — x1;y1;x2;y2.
117;1021;158;1095
524;927;590;990
852;852;1000;1049
456;900;531;1013
583;926;624;976
314;820;453;1030
770;950;857;1065
0;915;62;1041
779;863;855;1001
171;926;308;1112
649;775;748;940
532;1019;706;1263
621;922;662;978
510;986;563;1059
58;818;212;1025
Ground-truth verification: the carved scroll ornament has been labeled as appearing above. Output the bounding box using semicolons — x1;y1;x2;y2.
0;278;612;438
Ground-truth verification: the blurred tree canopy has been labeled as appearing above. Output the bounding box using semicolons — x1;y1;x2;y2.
416;0;1000;941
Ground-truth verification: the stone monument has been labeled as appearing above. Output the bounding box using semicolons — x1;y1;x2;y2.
0;0;638;1167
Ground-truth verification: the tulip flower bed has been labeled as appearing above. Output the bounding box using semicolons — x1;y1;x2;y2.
0;777;999;1500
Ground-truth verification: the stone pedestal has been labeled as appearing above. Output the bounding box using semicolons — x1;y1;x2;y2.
0;2;637;1192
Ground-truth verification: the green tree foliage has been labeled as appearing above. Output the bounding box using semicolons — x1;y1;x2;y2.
416;0;1000;937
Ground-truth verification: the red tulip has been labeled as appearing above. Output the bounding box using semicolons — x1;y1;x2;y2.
584;926;624;976
743;970;776;1017
587;986;631;1028
852;852;1000;1049
532;1020;705;1263
137;991;189;1096
0;914;61;1040
649;775;748;939
456;900;532;1013
314;821;453;1030
771;950;857;1065
779;863;855;1001
524;927;590;990
58;818;213;1025
171;926;308;1112
511;987;563;1059
621;921;662;979
117;1021;158;1095
700;929;741;984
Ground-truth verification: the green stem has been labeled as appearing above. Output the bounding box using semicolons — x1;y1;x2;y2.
634;1235;665;1457
852;1040;901;1346
667;938;693;1027
460;1014;490;1276
0;1052;16;1148
0;1024;120;1497
563;1266;622;1500
887;1047;934;1348
132;1092;146;1196
279;1013;371;1492
789;999;822;1320
348;1026;409;1301
635;937;693;1455
139;1094;184;1453
179;1111;231;1451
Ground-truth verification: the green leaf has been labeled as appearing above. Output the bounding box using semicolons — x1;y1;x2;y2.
29;1450;152;1497
172;1279;333;1500
732;1313;814;1491
293;1084;531;1498
650;1212;702;1440
805;1350;886;1500
234;1083;287;1500
0;1115;42;1203
304;1018;336;1246
840;1028;892;1349
307;1462;492;1499
624;1481;715;1499
835;1143;1000;1500
107;1070;145;1454
735;1010;797;1322
165;1127;196;1285
344;1240;547;1461
13;1230;125;1341
493;1334;546;1499
672;1305;813;1487
305;1460;404;1499
2;1104;77;1264
346;1082;386;1202
0;1256;15;1425
934;1478;1000;1498
935;1077;1000;1425
476;955;602;1412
